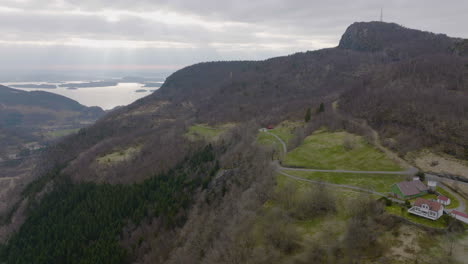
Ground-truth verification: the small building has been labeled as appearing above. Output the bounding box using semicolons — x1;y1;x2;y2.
437;195;450;206
450;210;468;224
408;198;444;220
390;180;429;200
427;180;437;191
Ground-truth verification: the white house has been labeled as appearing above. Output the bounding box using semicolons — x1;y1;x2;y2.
437;195;450;206
408;198;444;220
451;210;468;224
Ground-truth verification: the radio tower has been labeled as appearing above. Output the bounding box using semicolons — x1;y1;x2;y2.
380;8;383;22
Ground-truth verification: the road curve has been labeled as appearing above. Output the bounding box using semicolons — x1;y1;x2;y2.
263;130;287;154
436;182;466;213
262;127;467;213
278;170;404;204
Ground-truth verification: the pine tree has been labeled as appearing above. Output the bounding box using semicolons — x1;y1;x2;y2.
304;108;311;122
317;103;325;114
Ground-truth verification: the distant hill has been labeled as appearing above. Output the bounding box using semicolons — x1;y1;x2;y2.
0;85;103;127
0;85;104;160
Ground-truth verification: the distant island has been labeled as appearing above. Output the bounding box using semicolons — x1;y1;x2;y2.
143;82;162;88
120;76;165;83
10;84;57;89
59;81;118;89
135;89;148;93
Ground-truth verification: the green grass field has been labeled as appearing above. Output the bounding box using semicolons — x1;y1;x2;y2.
283;130;402;171
185;124;234;142
281;170;407;193
97;146;141;164
267;121;301;146
45;128;80;138
257;132;283;154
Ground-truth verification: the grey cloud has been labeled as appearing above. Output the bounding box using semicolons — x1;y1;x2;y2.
0;0;467;77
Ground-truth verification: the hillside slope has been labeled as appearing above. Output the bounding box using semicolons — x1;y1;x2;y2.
1;21;467;264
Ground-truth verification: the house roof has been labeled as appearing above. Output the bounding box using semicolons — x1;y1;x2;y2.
414;198;442;211
396;180;428;196
437;195;449;202
452;210;468;218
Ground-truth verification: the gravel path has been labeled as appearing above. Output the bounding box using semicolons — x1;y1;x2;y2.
263;130;287;154
278;170;404;204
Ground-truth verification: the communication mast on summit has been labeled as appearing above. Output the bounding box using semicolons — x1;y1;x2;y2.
380;8;383;22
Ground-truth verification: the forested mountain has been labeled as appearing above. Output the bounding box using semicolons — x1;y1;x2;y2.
0;21;467;263
0;86;105;245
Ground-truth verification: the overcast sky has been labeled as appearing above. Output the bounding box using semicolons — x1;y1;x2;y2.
1;0;467;77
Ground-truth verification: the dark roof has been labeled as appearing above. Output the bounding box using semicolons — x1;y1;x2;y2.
396;180;428;196
452;210;468;218
414;198;442;211
437;196;449;202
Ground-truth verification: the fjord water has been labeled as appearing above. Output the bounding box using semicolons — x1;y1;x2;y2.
3;82;159;110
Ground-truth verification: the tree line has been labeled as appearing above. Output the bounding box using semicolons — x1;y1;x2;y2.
0;145;219;264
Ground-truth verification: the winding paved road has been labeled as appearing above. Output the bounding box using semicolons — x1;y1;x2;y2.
263;128;467;214
436;182;466;213
263;130;287;154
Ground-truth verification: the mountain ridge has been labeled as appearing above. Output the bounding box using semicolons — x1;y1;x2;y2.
39;21;467;184
1;21;467;264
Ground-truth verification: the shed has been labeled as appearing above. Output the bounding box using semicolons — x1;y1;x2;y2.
451;210;468;224
437;195;450;206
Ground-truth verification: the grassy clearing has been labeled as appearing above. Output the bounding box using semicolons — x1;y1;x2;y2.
436;186;460;209
268;174;353;239
267;121;302;146
185;124;234;142
45;128;80;138
97;146;141;165
282;170;407;193
283;130;402;171
256;132;283;154
385;204;447;229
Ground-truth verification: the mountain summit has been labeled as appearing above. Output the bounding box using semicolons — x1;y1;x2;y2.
339;21;456;56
